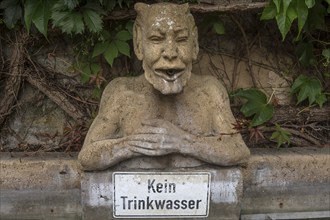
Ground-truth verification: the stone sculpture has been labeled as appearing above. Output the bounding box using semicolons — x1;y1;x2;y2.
78;2;250;170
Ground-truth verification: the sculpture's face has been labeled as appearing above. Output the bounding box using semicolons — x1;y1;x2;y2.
134;3;198;94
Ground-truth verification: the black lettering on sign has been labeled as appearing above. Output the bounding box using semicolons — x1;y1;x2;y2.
148;179;176;193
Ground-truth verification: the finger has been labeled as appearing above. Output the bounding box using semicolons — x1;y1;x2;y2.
141;119;163;127
130;146;169;156
126;141;154;149
135;126;167;135
128;134;164;143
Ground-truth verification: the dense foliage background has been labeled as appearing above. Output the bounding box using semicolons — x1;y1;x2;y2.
0;0;329;151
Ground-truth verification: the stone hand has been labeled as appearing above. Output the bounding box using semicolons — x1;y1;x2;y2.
125;119;192;156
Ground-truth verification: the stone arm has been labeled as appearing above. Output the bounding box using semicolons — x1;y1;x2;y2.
181;79;250;165
78;79;138;170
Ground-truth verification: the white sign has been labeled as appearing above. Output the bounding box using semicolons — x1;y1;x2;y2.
113;172;211;218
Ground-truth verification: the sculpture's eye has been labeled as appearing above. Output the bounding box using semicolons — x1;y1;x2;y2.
149;35;164;43
176;36;188;43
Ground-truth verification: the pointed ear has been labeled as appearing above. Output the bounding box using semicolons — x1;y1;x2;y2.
192;26;199;60
133;23;143;60
134;2;149;15
181;3;190;14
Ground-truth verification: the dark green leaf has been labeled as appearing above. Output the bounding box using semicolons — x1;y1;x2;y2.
213;21;225;35
102;1;116;11
71;12;84;34
32;0;56;38
24;0;39;32
54;11;84;34
104;42;118;66
92;41;110;57
233;89;267;103
276;1;297;40
296;0;308;39
0;0;19;9
115;30;132;41
305;2;326;30
270;124;291;147
81;63;92;83
125;20;134;35
291;74;323;106
233;89;274;127
91;63;101;74
315;93;327;108
273;0;281;13
305;0;315;8
250;104;274;127
295;42;316;66
115;40;130;57
64;0;79;10
82;9;103;33
51;10;68;27
1;0;22;29
260;1;277;20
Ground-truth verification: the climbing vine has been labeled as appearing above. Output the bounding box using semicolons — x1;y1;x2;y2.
0;0;329;149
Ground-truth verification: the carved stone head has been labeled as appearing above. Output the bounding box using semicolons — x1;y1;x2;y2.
133;3;199;94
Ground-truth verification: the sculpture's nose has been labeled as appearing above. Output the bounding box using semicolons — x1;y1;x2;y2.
162;42;178;60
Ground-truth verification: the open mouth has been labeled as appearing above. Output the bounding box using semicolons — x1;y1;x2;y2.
154;68;184;81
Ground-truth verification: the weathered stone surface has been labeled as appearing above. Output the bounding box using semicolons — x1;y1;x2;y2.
0;153;81;220
242;147;330;215
81;167;242;220
78;2;250;171
1;148;329;219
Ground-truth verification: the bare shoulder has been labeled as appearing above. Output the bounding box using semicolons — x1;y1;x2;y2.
101;75;146;103
189;74;228;97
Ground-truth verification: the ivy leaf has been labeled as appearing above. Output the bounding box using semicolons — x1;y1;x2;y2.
213;20;225;35
1;0;22;29
24;0;38;32
260;1;277;20
276;1;297;40
305;0;315;8
32;0;56;38
81;63;92;83
115;30;132;41
101;1;116;11
315;93;327;108
104;42;118;66
63;0;79;10
296;0;308;39
125;20;134;36
58;12;84;34
91;63;101;75
273;0;281;13
51;2;84;34
305;2;327;30
92;41;109;58
270;124;291;147
291;74;324;106
295;42;316;67
82;9;103;33
232;89;274;127
115;40;130;57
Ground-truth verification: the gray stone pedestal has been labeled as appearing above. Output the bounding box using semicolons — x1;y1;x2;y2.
81;155;243;220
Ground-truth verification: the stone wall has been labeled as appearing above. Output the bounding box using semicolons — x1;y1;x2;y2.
1;148;329;219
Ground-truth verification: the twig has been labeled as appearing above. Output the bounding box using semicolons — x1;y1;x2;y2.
230;14;257;87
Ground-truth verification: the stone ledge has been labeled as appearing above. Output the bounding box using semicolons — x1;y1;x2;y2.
0;147;329;219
